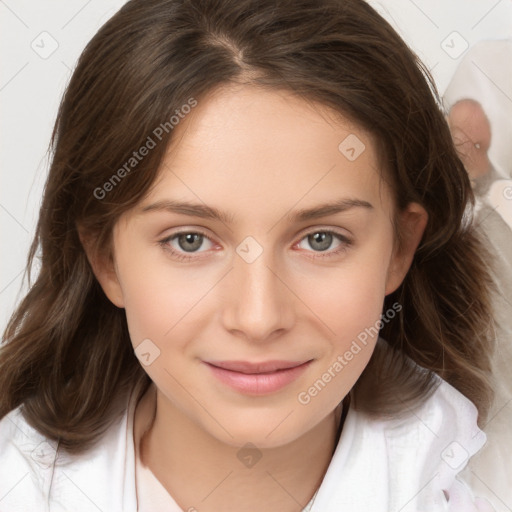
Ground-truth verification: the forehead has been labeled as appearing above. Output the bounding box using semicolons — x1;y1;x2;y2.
136;83;393;226
167;83;372;165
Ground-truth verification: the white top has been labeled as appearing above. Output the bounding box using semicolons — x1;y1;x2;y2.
0;370;496;511
135;459;181;511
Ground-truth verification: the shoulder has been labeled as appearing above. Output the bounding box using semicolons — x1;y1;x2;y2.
379;376;495;511
382;376;485;480
0;389;140;512
314;373;495;511
0;405;56;511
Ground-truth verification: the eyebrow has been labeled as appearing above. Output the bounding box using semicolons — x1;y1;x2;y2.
139;198;373;224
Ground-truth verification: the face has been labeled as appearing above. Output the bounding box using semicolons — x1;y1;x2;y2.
447;99;491;181
88;83;426;448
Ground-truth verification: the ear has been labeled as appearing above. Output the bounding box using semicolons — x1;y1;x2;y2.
77;225;126;308
385;202;428;295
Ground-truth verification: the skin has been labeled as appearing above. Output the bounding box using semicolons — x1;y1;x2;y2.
447;99;492;182
80;83;427;511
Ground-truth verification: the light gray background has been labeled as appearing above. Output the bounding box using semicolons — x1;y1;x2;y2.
1;0;512;333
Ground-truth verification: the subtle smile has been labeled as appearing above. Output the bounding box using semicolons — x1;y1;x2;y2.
203;360;313;395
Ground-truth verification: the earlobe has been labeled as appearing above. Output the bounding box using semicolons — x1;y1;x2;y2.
385;203;428;295
77;226;125;308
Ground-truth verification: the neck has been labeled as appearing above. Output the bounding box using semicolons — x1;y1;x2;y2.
134;384;341;512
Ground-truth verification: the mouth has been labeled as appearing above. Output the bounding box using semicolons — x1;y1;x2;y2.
203;359;313;395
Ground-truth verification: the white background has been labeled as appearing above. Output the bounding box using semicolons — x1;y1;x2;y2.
1;0;512;333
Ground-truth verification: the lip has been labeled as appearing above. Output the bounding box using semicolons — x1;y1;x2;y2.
204;359;313;395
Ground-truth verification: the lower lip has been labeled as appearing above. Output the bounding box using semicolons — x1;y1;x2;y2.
205;361;312;395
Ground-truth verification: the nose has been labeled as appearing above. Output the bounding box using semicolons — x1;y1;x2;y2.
221;244;295;343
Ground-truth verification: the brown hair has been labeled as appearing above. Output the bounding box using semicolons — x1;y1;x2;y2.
0;0;495;453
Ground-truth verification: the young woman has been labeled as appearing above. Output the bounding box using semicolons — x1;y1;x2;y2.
0;0;497;510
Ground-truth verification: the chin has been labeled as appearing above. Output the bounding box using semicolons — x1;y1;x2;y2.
200;409;313;450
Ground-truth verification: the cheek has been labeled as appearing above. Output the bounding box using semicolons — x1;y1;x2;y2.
116;245;212;350
298;238;392;337
293;264;390;427
294;236;393;395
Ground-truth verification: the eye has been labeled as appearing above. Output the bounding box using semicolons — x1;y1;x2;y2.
295;230;352;259
158;230;215;261
172;232;210;252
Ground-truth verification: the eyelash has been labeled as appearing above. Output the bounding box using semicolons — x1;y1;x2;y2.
158;228;353;262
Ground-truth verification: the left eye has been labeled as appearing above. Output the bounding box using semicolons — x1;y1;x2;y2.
296;231;347;253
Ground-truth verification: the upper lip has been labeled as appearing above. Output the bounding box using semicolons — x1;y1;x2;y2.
205;360;311;374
